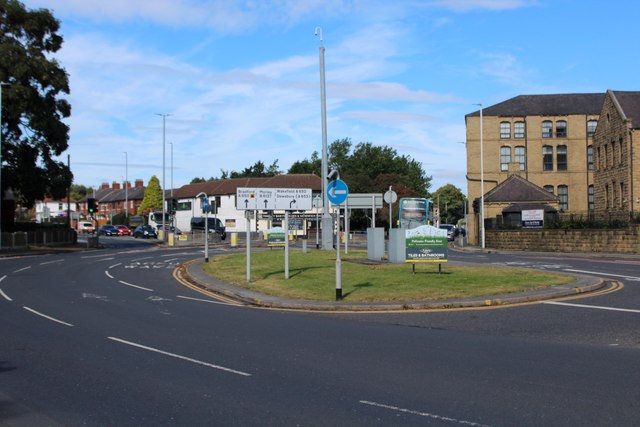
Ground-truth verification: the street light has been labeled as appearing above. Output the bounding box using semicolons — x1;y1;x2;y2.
169;142;174;229
473;103;485;249
156;113;170;241
315;26;332;250
0;82;8;250
124;151;128;220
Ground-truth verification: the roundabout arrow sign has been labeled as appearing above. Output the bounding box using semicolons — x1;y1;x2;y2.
327;179;349;205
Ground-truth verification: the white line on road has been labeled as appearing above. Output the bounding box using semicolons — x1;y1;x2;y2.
40;259;64;265
105;270;114;279
563;268;640;281
544;301;640;314
82;254;117;259
107;336;252;377
118;280;153;292
131;256;153;262
359;400;491;426
109;263;122;269
23;306;73;327
13;266;31;273
177;295;237;306
0;288;12;301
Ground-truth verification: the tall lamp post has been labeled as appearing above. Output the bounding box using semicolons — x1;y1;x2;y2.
473;103;485;249
156;113;170;241
169;142;174;228
315;27;332;250
0;83;7;249
124;151;128;220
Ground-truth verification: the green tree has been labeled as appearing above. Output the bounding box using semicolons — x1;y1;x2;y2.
288;151;321;175
228;159;281;178
431;184;466;225
70;184;89;201
137;175;163;215
0;0;72;208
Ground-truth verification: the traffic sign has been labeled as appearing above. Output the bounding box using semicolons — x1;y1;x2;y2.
236;187;312;210
327;179;349;205
384;190;397;204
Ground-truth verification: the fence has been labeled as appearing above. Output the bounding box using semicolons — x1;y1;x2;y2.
1;229;77;250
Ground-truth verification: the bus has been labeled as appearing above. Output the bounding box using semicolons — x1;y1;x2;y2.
398;197;430;229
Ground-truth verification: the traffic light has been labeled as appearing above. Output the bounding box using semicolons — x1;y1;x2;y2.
170;198;178;213
87;198;97;214
472;198;480;213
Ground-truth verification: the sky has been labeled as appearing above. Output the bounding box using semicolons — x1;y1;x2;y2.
19;0;640;195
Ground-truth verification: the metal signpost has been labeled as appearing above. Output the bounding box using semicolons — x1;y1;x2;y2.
326;179;349;300
237;187;312;281
384;187;398;228
196;192;209;262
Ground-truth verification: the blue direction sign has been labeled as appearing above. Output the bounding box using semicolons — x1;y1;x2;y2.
327;179;349;205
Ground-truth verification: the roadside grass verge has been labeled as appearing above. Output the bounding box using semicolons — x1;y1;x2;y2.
202;249;575;302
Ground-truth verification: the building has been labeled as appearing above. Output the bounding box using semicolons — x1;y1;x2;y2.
592;90;640;222
78;179;146;221
35;197;78;223
465;93;604;245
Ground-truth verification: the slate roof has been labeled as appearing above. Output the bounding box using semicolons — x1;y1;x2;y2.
483;175;558;204
173;174;322;198
611;90;640;129
466;93;605;118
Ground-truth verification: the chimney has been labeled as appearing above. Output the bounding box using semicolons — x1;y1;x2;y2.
112;181;121;190
124;181;131;189
100;182;109;190
135;179;144;188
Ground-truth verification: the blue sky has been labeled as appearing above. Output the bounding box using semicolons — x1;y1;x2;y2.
21;0;640;194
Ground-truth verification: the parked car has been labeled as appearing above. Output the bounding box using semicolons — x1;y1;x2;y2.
133;225;157;239
439;224;456;241
98;224;120;236
77;221;95;235
115;225;131;236
190;216;226;240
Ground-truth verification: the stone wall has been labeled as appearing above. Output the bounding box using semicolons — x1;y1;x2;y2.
486;226;640;253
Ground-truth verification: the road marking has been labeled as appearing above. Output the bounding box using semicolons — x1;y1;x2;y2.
109;263;122;269
82;254;116;259
563;269;640;281
544;301;640;314
105;270;114;279
177;295;237;306
359;400;491;426
0;276;11;301
131;256;153;262
40;259;64;265
13;266;31;273
118;280;153;292
23;306;73;327
107;337;251;376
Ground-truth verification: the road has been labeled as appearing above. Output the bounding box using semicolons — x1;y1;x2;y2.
1;239;639;426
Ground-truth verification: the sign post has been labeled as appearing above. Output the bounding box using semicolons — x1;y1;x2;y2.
384;187;398;229
326;179;349;300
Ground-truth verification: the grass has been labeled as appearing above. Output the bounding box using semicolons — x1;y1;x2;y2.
201;249;576;302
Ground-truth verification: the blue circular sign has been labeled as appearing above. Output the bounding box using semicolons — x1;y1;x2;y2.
327;179;349;205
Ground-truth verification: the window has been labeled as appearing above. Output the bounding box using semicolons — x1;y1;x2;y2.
597;146;601;170
557;145;567;171
500;146;511;171
514;121;525;138
558;185;568;211
612;141;616;168
515;146;526;170
556;120;567;138
620;182;625;207
587;120;597;137
500;122;511;139
587;145;594;171
542;120;553;138
605;185;609;208
544;185;554;194
613;181;617;208
604;144;608;169
618;137;624;165
543;145;553;171
588;185;594;211
58;202;63;210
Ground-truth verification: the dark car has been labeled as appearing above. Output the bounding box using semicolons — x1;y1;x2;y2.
190;217;226;240
439;224;455;241
98;224;120;236
115;225;131;236
133;225;157;239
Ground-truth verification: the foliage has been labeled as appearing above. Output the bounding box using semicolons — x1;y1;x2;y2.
288;151;321;175
545;217;628;230
431;184;466;225
0;0;72;208
137;175;163;215
70;184;89;201
220;159;281;179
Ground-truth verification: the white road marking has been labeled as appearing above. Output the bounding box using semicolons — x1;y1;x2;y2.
13;266;31;273
40;259;64;265
109;263;122;269
23;306;73;327
105;270;114;279
131;256;153;262
544;301;640;314
0;276;11;302
118;280;153;292
563;268;640;281
177;295;237;306
107;336;252;377
82;293;109;302
359;400;491;426
82;254;116;259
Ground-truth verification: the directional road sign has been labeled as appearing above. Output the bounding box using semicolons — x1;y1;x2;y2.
327;179;349;205
236;187;312;210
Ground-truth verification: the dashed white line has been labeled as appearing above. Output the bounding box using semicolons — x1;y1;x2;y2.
118;280;153;292
40;259;64;265
107;336;251;376
563;268;640;281
359;400;491;426
544;301;640;314
13;266;31;273
23;306;73;327
131;256;153;262
109;263;122;269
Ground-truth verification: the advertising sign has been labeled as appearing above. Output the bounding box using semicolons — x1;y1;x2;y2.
266;227;286;247
405;225;448;263
522;209;544;228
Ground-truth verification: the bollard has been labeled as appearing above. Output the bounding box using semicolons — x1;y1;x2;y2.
230;232;238;247
302;235;308;253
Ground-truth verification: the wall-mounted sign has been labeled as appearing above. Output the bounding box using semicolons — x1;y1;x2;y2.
522;209;544;228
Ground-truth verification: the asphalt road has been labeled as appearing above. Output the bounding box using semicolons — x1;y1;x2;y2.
1;239;639;426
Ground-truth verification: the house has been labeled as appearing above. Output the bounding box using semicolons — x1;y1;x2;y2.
78;179;146;222
35;197;78;223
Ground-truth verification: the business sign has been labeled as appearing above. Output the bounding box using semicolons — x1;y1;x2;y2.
236;187;313;211
405;225;448;263
522;209;544;228
266;227;286;247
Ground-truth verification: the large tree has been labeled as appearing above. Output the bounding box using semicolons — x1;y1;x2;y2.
0;0;72;208
431;184;466;225
137;175;163;215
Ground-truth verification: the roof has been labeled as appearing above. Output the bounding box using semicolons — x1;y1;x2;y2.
100;187;147;203
173;174;322;198
611;90;640;129
466;93;605;118
483;175;558;204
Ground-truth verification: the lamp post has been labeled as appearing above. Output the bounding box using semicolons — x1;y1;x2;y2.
124;151;128;220
473;104;485;249
169;142;174;229
0;83;7;249
315;27;332;250
156;113;170;241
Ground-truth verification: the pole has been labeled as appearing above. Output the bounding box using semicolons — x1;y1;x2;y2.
335;205;342;300
284;211;289;279
479;104;485;249
170;142;174;229
204;195;209;262
246;212;251;282
67;155;71;228
388;186;393;229
0;83;4;249
124;151;128;220
156;113;170;241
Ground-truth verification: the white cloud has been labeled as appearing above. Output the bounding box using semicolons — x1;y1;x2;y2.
426;0;537;12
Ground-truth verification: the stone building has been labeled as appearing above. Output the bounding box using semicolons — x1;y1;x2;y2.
465;93;604;245
592;90;640;222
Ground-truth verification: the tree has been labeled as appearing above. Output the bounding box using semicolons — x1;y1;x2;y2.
137;175;163;215
226;159;281;178
70;184;89;201
431;184;466;225
288;151;321;175
0;0;72;208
